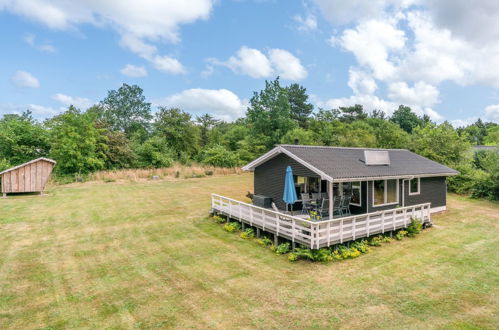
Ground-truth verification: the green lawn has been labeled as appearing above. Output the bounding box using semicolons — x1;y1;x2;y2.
0;174;497;329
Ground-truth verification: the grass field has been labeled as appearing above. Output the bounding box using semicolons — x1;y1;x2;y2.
0;174;498;329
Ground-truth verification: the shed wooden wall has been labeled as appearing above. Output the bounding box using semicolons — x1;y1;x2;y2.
1;160;54;194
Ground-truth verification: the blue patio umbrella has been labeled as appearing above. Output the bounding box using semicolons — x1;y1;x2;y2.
283;166;298;212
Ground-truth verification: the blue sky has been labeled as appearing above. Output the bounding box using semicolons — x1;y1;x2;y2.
1;0;498;126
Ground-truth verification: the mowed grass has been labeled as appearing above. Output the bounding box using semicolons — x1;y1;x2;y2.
0;174;497;329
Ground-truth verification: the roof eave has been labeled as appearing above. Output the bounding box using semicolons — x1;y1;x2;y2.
0;157;57;176
332;172;459;182
241;145;334;181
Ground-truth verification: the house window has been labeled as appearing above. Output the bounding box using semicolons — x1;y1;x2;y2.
373;179;399;207
351;182;361;206
294;176;306;195
308;177;320;193
409;178;420;195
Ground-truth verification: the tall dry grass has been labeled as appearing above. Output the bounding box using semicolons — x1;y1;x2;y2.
88;163;243;182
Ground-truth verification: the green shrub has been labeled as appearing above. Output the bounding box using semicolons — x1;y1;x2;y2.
395;230;408;240
199;145;241;168
256;237;273;247
351;240;371;253
240;228;254;239
275;242;290;255
406;218;423;237
336;246;361;259
212;215;226;224
348;248;361;258
223;222;241;233
368;236;383;246
133;136;175;168
0;158;11;172
314;248;334;262
204;169;214;176
470;151;499;200
293;247;316;261
288;253;298;262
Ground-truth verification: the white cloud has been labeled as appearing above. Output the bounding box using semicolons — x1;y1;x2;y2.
317;67;444;120
484;104;499;123
339;19;406;80
268;49;308;81
200;64;214;78
224;46;273;79
0;0;213;74
450;117;479;128
422;107;443;122
214;46;307;81
319;1;499;88
348;68;377;95
0;0;214;41
450;104;499;126
396;12;469;85
28;104;58;115
313;0;499;124
387;81;439;108
323;95;397;115
11;70;40;88
120;64;148;77
425;0;499;46
313;0;416;25
151;55;186;75
0;103;58;117
155;88;248;121
294;14;317;31
24;33;56;52
52;93;93;109
117;35;186;74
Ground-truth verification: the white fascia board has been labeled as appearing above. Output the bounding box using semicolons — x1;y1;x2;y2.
241;146;282;171
241;146;334;182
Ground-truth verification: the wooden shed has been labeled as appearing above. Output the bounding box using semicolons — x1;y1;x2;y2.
0;158;56;197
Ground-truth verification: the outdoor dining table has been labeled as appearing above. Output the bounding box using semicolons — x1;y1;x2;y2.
309;199;325;212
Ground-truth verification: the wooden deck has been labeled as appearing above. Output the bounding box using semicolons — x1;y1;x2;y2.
211;194;431;249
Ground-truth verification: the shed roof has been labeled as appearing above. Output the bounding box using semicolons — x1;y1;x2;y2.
0;158;56;175
242;145;458;182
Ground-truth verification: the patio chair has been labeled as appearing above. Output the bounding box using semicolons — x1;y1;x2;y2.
333;196;342;216
301;193;312;214
318;198;329;218
341;195;352;216
311;193;321;202
271;202;279;212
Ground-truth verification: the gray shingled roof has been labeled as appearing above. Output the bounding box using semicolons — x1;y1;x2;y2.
279;145;458;180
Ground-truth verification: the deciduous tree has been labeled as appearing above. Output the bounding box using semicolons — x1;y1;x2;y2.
100;83;152;137
246;78;296;149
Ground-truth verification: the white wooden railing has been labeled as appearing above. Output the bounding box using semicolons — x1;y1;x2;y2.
211;194;431;249
211;194;314;246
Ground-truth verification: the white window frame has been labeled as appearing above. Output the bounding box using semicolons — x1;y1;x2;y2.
350;182;362;207
372;179;399;207
409;178;420;195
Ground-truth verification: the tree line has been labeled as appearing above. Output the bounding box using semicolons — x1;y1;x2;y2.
0;78;497;199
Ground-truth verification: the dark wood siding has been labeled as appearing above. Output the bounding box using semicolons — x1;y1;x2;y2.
349;181;368;214
254;153;318;210
404;177;447;208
